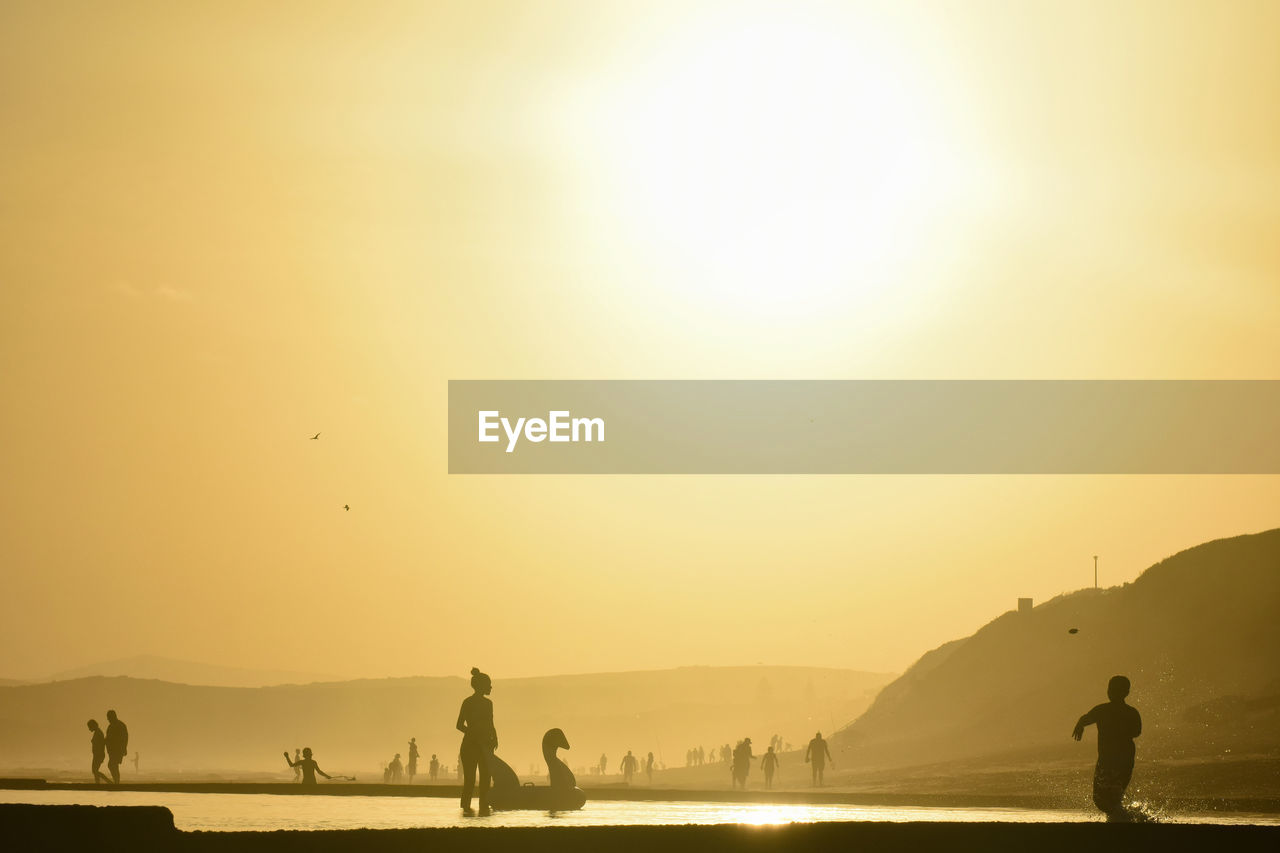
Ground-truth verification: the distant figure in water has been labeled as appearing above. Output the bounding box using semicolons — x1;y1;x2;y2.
292;749;302;781
645;751;655;784
86;720;111;784
429;753;440;781
761;745;779;789
388;753;404;783
284;747;332;784
599;753;608;775
132;752;140;774
805;732;832;786
407;738;420;782
456;667;497;813
620;750;638;783
104;710;129;784
1073;675;1142;821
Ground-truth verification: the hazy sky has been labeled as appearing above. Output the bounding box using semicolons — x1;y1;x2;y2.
2;1;1277;681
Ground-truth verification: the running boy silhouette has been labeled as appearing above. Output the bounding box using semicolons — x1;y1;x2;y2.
1072;675;1142;821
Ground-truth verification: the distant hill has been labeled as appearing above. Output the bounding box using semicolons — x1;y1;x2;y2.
0;666;892;777
43;655;340;689
833;528;1280;773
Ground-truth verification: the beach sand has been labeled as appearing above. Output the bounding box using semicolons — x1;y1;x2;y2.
4;804;1280;853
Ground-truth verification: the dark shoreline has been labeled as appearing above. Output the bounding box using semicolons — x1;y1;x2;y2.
3;805;1280;853
3;777;1278;815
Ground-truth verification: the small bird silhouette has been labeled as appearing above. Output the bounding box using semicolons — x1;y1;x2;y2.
343;504;350;511
1068;627;1079;634
310;433;321;440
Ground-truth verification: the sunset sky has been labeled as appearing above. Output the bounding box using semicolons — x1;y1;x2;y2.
2;0;1277;681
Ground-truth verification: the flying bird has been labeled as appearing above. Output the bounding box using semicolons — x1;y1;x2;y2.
1068;627;1079;634
310;433;321;440
343;505;350;511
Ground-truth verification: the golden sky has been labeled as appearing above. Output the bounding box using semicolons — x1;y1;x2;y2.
2;1;1278;680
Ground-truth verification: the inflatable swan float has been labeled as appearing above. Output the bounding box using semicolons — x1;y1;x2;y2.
488;728;587;811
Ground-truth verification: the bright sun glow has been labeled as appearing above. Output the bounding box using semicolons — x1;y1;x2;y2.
583;3;974;317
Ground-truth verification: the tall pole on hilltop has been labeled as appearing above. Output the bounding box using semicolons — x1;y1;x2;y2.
1093;555;1098;589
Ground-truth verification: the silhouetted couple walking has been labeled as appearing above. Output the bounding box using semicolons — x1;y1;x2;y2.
86;710;128;784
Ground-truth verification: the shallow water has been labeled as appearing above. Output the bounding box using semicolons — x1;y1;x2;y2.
3;790;1276;831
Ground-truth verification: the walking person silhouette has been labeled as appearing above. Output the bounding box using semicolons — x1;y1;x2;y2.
86;720;111;784
620;750;638;783
456;667;497;814
104;710;128;784
805;731;832;786
760;745;780;789
1073;675;1142;821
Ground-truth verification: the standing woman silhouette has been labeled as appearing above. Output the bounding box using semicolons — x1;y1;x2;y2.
456;667;497;813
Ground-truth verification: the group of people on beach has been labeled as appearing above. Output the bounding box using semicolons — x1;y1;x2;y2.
447;668;1142;820
87;669;1143;823
378;738;442;783
718;732;831;790
85;710;129;785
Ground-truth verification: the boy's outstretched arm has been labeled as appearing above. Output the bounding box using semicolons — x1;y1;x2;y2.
1072;707;1096;741
1070;701;1100;737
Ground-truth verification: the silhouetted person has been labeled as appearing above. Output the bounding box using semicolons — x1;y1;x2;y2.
292;748;302;781
104;710;128;784
805;731;832;786
285;747;331;784
732;738;753;789
87;720;111;784
388;753;404;783
131;752;139;774
456;667;497;813
645;751;655;784
429;753;440;781
761;745;779;789
1073;675;1142;821
599;753;608;775
407;738;420;782
620;750;638;783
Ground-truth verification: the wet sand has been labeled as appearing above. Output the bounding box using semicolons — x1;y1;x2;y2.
3;778;1277;815
3;804;1279;853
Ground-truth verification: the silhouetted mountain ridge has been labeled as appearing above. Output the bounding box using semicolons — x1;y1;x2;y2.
0;666;891;776
43;655;341;689
834;527;1280;770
